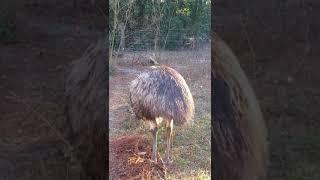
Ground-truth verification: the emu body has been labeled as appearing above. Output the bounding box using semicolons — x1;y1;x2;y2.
129;65;194;163
213;34;268;180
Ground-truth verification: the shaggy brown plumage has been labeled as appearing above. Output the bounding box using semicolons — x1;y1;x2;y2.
129;64;194;163
213;33;268;180
129;65;194;126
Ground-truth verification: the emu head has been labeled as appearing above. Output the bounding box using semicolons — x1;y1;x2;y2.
148;54;159;66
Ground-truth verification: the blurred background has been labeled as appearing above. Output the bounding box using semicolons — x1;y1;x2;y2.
215;1;320;179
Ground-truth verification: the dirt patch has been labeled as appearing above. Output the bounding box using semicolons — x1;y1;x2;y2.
108;65;142;135
109;135;166;180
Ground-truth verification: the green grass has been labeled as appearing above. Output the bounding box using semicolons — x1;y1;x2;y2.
168;112;211;178
166;169;211;180
113;112;149;138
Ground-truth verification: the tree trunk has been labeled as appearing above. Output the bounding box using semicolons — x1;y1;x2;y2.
137;0;146;28
119;22;126;51
65;39;107;180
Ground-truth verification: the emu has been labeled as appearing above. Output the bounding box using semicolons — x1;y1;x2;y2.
129;64;194;164
213;33;268;180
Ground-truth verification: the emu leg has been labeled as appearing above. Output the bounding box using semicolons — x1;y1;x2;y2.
151;126;158;163
165;119;173;164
